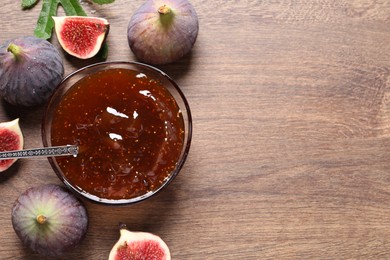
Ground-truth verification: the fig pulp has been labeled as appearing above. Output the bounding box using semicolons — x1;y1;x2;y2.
127;0;199;64
0;36;64;106
53;16;110;59
0;118;23;172
11;184;88;257
109;226;171;260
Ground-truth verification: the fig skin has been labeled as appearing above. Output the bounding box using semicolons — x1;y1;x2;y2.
127;0;199;65
109;225;171;260
11;184;88;257
53;16;110;59
0;118;23;172
0;36;64;106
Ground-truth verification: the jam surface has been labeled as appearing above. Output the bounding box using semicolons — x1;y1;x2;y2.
51;68;184;200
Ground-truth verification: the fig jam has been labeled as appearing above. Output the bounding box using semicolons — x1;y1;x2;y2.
51;68;184;200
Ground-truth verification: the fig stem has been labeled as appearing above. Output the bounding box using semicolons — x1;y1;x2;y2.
158;5;174;28
7;43;23;61
36;214;47;225
158;5;171;15
119;222;128;230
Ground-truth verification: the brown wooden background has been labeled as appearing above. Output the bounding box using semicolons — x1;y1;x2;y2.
1;0;390;259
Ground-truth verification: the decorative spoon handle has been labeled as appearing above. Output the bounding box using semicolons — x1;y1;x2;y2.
0;145;78;160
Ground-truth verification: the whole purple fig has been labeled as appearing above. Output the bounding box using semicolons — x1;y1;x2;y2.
0;36;63;106
127;0;199;65
11;184;88;257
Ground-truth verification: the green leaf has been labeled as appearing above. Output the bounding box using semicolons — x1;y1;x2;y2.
59;0;87;16
21;0;39;9
33;0;60;39
92;0;115;5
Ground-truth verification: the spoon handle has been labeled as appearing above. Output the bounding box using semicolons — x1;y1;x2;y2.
0;145;78;160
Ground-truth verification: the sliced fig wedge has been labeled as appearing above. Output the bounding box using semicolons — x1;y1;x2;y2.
109;226;171;260
0;118;23;172
53;16;109;59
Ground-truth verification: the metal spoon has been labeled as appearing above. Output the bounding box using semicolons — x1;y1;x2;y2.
0;145;78;160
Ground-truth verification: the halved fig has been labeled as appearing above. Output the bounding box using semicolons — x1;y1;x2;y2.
0;118;23;172
53;16;110;59
11;184;88;257
109;225;171;260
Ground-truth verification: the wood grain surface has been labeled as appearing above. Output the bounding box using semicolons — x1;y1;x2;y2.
1;0;390;259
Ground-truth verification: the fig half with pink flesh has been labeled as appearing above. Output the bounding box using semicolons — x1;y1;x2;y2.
53;16;109;59
0;118;23;172
109;226;171;260
127;0;199;64
11;184;88;257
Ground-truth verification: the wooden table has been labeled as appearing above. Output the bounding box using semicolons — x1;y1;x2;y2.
2;0;390;259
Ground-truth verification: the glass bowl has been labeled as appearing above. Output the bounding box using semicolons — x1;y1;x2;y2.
42;61;192;205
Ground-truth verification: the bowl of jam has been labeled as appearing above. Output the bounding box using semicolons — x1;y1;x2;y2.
42;61;192;205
